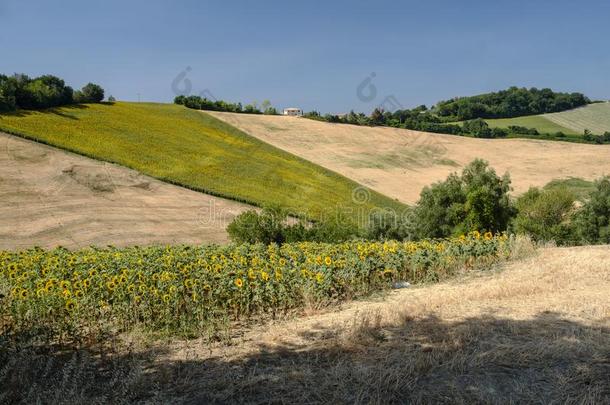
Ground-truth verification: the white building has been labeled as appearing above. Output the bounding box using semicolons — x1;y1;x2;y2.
283;107;303;116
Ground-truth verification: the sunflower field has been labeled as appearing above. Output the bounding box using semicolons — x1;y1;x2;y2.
0;232;511;343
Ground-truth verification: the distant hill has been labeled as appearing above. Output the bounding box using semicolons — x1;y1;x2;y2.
484;102;610;136
0;102;404;220
544;102;610;134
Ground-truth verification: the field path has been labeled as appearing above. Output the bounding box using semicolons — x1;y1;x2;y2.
209;111;610;204
0;132;252;250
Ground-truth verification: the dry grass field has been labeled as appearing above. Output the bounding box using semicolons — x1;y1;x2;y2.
2;244;608;403
209;111;610;204
0;132;253;250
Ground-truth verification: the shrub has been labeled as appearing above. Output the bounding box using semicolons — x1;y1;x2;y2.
513;187;576;244
574;177;610;244
463;118;492;138
227;207;360;244
366;208;414;241
414;159;515;238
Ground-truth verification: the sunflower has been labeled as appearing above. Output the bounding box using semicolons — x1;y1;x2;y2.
19;289;28;299
184;278;194;288
74;290;84;298
234;278;244;288
484;231;493;240
106;281;116;291
62;289;72;298
60;280;71;290
88;269;98;277
162;294;171;303
325;256;332;266
260;271;270;282
315;272;324;284
83;278;91;288
36;288;45;297
65;300;76;311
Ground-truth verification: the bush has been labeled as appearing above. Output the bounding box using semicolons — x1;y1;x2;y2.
227;207;360;244
413;159;515;238
366;208;414;240
227;206;286;245
574;177;610;244
513;187;576;244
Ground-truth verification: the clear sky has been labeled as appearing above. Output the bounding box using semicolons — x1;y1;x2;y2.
1;0;609;113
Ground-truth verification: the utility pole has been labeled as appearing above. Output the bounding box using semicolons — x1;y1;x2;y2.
137;93;141;103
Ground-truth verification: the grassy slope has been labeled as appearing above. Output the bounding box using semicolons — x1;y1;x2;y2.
484;103;610;136
543;102;610;134
543;177;596;201
0;102;404;219
484;115;578;135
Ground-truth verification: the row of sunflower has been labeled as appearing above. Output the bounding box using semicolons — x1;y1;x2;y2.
0;232;511;342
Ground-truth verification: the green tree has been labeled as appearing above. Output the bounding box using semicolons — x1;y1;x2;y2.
513;187;576;244
414;159;514;238
75;83;104;103
574;177;610;244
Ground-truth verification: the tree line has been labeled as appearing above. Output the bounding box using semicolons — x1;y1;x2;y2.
0;73;106;112
434;86;590;120
174;95;278;115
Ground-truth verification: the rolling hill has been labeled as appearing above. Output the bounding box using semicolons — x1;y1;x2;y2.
484;102;610;135
208;111;610;204
0;102;405;221
0;132;252;250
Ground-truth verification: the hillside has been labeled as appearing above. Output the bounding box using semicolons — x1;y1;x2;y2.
209;111;610;204
484;102;610;135
0;132;253;249
0;102;404;221
544;101;610;134
484;114;578;135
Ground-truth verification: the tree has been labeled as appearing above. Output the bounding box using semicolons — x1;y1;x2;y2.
75;83;104;103
413;159;515;238
513;187;576;244
574;177;610;244
108;95;116;102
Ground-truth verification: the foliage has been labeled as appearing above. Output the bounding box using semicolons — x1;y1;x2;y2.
0;102;405;221
462;118;508;138
574;177;610;244
228;206;361;244
435;87;590;120
74;83;104;103
413;159;515;238
0;233;512;343
513;187;576;244
365;208;414;241
0;73;105;111
175;95;279;115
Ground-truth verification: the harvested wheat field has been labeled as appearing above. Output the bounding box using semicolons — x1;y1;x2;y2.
0;132;252;249
209;111;610;204
3;245;608;403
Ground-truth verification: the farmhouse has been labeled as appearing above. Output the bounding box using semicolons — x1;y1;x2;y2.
283;107;303;116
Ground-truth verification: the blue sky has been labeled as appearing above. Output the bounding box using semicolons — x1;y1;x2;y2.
1;0;609;113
